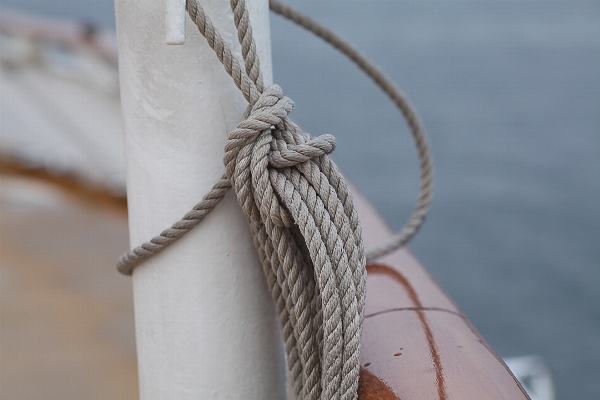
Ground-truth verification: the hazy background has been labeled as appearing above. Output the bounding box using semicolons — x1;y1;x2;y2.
1;0;598;398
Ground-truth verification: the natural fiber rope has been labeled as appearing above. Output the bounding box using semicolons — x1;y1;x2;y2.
117;0;434;398
117;0;434;273
268;0;434;261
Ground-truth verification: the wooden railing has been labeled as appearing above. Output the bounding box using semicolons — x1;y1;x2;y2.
352;184;529;399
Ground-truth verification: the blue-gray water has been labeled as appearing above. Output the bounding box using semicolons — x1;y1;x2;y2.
2;0;598;398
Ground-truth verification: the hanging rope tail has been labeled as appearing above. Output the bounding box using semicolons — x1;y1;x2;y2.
116;0;434;399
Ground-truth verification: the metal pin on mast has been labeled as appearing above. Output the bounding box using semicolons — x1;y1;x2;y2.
166;0;186;44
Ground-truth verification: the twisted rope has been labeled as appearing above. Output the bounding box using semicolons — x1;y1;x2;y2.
117;0;434;274
117;0;435;398
268;0;434;260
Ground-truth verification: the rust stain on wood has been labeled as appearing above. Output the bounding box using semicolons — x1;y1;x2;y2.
358;366;401;399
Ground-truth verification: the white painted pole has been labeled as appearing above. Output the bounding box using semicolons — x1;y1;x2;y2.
114;0;287;398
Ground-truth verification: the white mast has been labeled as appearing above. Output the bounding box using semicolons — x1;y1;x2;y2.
114;0;287;397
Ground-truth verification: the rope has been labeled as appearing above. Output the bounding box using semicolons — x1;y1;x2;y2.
268;0;434;260
117;0;435;398
117;0;434;274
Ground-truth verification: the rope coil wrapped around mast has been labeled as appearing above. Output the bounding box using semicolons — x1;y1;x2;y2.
224;81;367;399
117;0;434;398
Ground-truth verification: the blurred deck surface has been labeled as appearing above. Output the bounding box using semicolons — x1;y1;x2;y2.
0;173;138;399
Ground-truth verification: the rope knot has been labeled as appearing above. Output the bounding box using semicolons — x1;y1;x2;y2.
224;84;337;228
222;80;367;399
268;131;337;169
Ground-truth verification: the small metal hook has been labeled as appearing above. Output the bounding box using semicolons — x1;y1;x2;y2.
166;0;186;45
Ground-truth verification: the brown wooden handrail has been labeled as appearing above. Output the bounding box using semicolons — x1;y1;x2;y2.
352;183;529;399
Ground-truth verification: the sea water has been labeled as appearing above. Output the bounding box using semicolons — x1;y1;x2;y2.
1;0;598;398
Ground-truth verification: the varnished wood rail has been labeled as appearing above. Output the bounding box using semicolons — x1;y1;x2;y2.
352;184;530;399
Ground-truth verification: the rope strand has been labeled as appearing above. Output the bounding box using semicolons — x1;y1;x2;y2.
268;0;434;261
